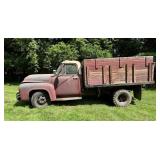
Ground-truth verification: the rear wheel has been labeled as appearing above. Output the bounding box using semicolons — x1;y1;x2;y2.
113;89;132;107
31;91;50;108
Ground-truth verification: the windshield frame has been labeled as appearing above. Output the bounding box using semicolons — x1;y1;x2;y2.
56;64;64;75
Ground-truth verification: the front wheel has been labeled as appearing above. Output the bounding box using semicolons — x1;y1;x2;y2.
113;89;132;107
31;91;51;108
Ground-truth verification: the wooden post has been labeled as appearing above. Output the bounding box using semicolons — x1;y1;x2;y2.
86;66;88;85
125;64;128;83
102;66;106;84
148;63;151;81
109;65;112;84
145;56;147;67
151;63;155;81
119;57;121;68
132;64;135;83
95;59;97;69
150;63;153;81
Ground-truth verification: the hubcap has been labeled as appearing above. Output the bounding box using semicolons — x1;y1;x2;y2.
38;95;47;105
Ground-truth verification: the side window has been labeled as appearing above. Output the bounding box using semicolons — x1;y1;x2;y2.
65;64;78;74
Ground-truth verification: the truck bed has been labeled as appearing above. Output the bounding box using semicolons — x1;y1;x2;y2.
83;56;155;87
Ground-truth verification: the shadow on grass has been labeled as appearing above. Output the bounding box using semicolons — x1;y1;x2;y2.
14;101;29;107
143;87;156;91
54;97;114;106
14;96;114;108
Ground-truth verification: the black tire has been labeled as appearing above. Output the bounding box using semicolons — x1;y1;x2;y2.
31;91;50;108
113;89;132;107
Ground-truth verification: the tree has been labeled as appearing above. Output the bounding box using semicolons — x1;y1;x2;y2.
4;38;156;82
112;38;143;57
73;38;112;60
46;42;78;70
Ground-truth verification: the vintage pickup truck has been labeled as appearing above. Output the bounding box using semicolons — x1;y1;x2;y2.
16;56;155;108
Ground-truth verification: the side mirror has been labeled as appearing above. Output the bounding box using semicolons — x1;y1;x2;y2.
53;70;57;74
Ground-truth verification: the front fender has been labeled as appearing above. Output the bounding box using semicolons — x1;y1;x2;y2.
19;83;56;101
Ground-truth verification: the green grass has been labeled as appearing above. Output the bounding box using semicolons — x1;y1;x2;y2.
4;83;156;121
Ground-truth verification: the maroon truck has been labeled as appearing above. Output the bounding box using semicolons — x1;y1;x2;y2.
16;56;155;108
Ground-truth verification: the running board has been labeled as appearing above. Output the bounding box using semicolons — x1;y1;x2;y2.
56;97;82;101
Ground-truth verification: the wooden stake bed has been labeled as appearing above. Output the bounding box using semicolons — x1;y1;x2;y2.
83;56;155;87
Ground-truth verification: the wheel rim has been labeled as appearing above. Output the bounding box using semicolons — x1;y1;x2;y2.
37;95;47;105
118;94;127;102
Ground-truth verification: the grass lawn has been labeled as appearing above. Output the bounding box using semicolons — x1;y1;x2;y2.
4;83;156;121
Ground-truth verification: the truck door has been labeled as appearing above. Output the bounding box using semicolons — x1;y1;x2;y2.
54;63;81;97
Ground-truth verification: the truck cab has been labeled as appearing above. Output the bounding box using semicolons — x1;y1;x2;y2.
17;60;83;108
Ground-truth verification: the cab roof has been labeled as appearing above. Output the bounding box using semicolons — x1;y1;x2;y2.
62;60;81;69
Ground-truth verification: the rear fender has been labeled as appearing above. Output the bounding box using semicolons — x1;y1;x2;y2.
19;83;56;101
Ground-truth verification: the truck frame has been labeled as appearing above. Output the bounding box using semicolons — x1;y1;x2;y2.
16;56;155;108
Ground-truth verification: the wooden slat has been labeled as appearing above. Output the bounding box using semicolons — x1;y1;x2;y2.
109;65;112;84
132;64;135;83
125;64;128;83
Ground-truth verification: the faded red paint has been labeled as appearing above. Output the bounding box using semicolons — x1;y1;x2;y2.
83;56;155;87
51;75;81;97
18;68;82;101
18;56;155;103
19;82;56;101
23;74;52;83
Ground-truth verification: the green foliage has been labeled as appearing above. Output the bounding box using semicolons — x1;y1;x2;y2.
4;38;39;74
112;38;156;57
4;38;156;81
26;39;39;73
112;38;142;56
47;42;78;69
138;52;156;56
74;38;112;59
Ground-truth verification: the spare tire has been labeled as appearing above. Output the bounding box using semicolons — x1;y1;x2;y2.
113;89;132;107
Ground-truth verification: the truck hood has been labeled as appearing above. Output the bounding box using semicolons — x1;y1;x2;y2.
23;74;53;83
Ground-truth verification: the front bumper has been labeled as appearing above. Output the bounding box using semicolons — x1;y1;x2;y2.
16;92;21;101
